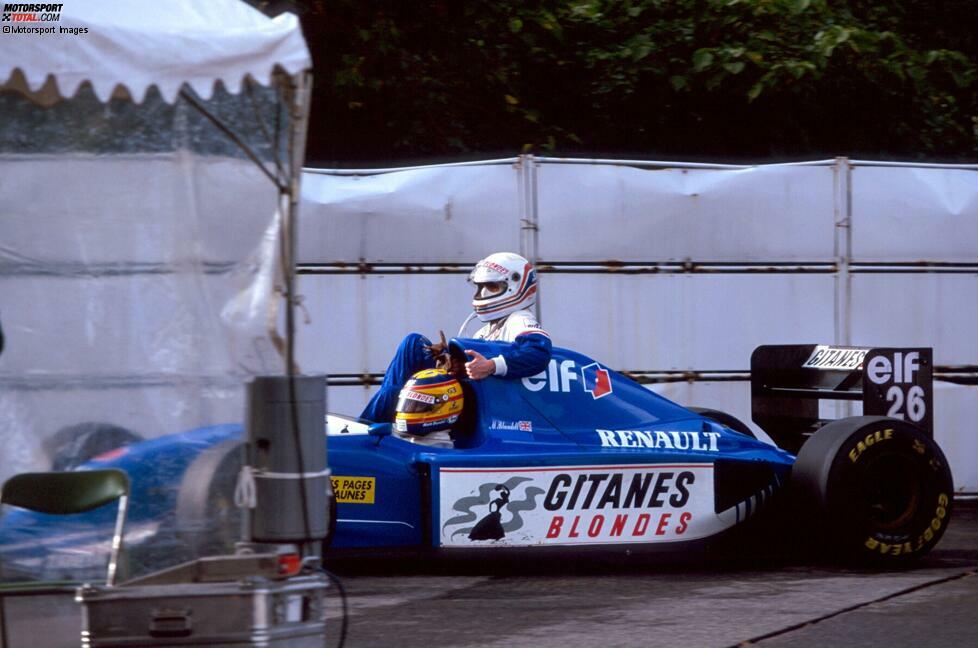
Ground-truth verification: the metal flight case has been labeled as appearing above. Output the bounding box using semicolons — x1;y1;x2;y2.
77;570;328;647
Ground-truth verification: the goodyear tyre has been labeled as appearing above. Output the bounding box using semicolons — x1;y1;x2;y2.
174;439;244;557
688;407;755;438
793;416;953;565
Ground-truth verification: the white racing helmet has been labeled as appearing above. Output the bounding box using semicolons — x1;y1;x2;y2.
469;252;538;322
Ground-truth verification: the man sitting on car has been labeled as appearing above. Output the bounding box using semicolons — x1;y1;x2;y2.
359;252;552;423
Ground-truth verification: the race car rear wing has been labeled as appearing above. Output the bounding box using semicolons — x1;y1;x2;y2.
751;345;933;453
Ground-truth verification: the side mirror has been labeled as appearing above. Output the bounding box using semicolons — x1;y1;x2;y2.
368;422;393;443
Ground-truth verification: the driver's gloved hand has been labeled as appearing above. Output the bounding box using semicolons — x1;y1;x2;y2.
423;330;449;359
424;330;465;378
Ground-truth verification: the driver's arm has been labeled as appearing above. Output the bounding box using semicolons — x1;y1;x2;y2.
466;332;551;380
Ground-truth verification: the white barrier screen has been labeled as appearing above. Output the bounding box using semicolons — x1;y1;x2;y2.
300;158;977;492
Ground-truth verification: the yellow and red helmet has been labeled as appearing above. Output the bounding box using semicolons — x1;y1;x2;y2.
394;368;464;437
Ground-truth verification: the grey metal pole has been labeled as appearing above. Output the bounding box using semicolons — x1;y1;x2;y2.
833;156;854;418
518;154;542;321
284;70;314;375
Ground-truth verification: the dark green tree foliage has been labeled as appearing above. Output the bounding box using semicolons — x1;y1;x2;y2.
292;0;977;164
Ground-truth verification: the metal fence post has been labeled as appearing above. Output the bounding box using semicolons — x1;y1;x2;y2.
833;156;853;417
517;153;542;320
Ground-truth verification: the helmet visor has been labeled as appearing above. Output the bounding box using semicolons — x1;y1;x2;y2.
474;281;507;300
396;389;438;414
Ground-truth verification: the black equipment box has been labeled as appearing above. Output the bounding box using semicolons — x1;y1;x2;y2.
76;574;327;647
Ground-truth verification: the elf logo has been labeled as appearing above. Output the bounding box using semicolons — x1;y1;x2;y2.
522;359;614;400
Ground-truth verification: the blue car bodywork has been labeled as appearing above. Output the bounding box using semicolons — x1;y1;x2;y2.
327;340;792;553
0;340;795;579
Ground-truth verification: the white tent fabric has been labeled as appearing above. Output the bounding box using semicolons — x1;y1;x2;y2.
0;0;311;103
0;0;313;579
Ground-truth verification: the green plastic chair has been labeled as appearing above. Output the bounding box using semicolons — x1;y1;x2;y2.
0;469;129;586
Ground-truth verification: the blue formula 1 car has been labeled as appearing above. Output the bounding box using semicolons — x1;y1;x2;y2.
0;340;954;581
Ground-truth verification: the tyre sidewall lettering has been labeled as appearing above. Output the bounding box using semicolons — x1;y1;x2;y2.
829;421;951;559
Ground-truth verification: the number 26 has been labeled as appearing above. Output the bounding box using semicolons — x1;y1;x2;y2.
886;385;926;422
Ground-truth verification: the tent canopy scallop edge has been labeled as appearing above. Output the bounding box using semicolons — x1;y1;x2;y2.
0;0;311;105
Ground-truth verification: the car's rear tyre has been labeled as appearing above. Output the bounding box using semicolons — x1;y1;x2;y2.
687;407;755;438
44;422;143;471
792;416;953;565
174;439;244;557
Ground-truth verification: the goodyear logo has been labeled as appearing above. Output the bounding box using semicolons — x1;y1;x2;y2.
331;476;375;504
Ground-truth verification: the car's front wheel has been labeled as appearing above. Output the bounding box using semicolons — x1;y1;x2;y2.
174;439;244;557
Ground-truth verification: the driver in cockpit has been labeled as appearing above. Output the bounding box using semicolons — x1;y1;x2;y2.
392;368;464;447
359;252;552;424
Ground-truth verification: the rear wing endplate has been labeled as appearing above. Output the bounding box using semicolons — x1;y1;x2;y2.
751;345;933;453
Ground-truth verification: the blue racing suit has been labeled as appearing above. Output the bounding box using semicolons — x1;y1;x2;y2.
359;310;552;423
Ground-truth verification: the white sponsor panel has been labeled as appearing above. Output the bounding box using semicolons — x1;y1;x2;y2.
802;345;871;370
438;464;729;547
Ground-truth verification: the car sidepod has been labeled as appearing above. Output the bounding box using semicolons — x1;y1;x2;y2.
407;341;797;554
327;431;426;550
428;441;793;553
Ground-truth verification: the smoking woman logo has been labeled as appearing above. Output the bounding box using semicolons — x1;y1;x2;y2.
442;476;545;542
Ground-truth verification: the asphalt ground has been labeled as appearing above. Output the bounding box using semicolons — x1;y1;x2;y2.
322;501;978;648
2;503;973;647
